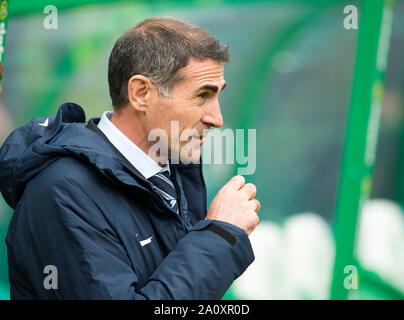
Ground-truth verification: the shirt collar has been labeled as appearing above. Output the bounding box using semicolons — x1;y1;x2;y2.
97;111;169;179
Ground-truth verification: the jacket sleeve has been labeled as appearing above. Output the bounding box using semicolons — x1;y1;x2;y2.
22;173;254;300
142;219;255;299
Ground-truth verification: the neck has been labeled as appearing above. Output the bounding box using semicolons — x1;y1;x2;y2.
110;108;167;167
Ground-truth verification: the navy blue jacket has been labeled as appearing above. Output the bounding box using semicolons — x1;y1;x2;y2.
0;103;254;299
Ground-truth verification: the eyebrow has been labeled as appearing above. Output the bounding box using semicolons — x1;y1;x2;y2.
196;82;227;94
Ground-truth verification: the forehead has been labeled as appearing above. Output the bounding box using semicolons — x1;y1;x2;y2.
179;57;225;88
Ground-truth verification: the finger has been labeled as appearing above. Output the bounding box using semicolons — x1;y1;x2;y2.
247;215;260;235
249;198;261;213
241;183;256;200
226;175;245;190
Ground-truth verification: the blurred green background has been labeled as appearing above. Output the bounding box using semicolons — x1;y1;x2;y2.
1;0;404;299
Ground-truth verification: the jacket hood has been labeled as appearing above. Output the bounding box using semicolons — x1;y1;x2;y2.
0;102;153;209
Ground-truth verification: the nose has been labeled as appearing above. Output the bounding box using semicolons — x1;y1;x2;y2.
201;98;223;128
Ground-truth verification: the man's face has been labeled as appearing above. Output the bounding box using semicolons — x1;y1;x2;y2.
146;57;226;163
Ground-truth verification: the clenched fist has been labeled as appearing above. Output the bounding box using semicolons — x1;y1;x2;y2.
206;175;260;236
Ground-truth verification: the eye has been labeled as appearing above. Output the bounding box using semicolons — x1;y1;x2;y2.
197;92;209;98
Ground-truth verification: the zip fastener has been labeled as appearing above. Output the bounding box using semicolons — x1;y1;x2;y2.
199;161;208;215
150;185;183;223
165;187;187;238
171;167;188;232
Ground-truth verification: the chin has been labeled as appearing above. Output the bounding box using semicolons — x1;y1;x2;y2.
178;145;201;164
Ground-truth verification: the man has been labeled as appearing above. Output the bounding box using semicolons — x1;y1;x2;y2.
0;17;260;299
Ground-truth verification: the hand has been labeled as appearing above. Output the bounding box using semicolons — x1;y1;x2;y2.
206;175;260;236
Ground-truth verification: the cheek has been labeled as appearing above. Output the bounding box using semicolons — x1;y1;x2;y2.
151;99;176;128
156;98;204;137
179;104;204;126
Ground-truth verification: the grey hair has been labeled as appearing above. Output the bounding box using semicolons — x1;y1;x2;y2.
108;17;230;108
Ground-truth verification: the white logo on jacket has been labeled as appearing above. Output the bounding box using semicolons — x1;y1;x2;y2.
140;236;153;247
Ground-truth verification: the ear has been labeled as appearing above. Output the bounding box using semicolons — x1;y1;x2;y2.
127;75;153;113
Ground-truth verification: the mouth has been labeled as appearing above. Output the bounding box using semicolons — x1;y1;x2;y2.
195;132;209;144
190;127;210;145
190;135;203;144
